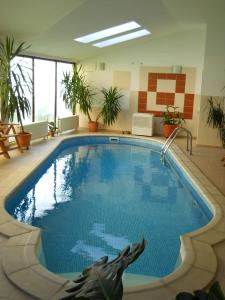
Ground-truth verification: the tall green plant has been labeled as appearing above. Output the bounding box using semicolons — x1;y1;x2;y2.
207;97;225;128
78;81;95;122
99;87;123;126
61;65;80;115
0;36;32;132
61;65;94;118
206;97;225;144
62;68;123;127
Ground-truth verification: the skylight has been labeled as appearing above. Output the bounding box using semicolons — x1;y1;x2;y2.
74;21;141;43
93;29;151;48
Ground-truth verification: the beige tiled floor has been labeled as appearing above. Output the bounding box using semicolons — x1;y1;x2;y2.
175;138;225;195
0;133;225;299
175;137;225;293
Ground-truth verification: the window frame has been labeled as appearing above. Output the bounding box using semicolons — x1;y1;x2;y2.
16;54;75;123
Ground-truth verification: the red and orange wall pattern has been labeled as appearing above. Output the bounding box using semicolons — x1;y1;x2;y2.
138;72;194;119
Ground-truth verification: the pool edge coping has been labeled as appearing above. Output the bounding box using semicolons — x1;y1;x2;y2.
0;133;225;299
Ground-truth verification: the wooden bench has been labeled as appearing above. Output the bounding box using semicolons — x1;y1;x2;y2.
0;122;22;159
0;136;10;158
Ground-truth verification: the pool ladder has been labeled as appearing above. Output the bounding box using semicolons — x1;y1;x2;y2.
161;127;192;162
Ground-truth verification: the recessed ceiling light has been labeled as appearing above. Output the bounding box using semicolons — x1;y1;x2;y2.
74;21;141;43
93;29;151;48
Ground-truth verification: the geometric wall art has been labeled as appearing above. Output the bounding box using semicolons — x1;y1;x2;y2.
138;72;194;119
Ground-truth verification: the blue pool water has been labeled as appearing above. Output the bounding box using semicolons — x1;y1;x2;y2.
6;136;212;281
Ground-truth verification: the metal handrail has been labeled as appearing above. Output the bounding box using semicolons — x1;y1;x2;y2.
161;127;192;162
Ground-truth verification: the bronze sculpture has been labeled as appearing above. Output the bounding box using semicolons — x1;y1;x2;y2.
60;239;146;300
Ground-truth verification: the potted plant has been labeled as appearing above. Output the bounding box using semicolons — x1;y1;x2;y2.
78;82;96;132
61;64;83;116
62;65;95;130
48;121;58;137
0;36;32;149
75;85;123;132
62;67;123;132
206;97;225;147
82;86;123;132
100;86;123;127
162;105;184;138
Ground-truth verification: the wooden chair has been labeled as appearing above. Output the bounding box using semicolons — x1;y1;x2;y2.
0;122;22;159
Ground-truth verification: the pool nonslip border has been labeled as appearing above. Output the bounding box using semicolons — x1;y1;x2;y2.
0;133;225;300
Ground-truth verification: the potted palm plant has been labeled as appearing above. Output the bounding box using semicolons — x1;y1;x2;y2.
82;86;123;132
76;85;123;132
62;65;95;130
206;97;225;147
162;105;184;138
61;64;82;116
62;67;123;132
100;86;122;127
78;82;96;132
0;36;32;149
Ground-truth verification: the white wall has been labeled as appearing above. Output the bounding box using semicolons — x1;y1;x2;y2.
78;26;206;136
197;20;225;146
201;21;225;96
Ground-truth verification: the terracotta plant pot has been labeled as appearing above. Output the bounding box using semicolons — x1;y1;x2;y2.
49;131;55;137
17;132;32;149
163;124;178;138
88;121;98;132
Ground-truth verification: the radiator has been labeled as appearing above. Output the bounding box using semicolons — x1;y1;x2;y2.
18;121;48;140
132;113;154;136
58;115;79;133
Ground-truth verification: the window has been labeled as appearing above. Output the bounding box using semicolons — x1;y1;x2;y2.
2;56;74;123
57;62;73;118
34;59;56;122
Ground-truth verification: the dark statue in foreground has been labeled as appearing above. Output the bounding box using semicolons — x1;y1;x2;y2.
60;239;146;300
176;281;225;300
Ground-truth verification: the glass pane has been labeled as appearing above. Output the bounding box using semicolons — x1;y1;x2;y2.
34;59;55;122
57;62;73;118
10;56;33;124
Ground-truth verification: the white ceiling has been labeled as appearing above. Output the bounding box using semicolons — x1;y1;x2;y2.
0;0;224;62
